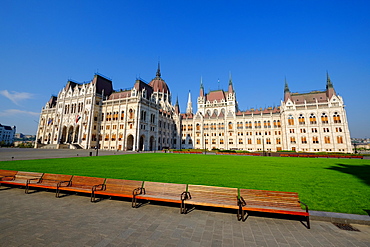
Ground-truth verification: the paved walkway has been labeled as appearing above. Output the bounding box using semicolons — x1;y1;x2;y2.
1;188;370;247
0;148;136;161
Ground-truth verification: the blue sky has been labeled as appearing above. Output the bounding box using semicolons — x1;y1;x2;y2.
1;1;369;137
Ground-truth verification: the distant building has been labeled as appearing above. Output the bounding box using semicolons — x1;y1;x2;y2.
180;72;352;153
35;67;353;153
35;66;180;151
0;124;16;145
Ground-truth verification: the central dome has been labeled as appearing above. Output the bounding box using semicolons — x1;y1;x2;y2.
149;64;170;94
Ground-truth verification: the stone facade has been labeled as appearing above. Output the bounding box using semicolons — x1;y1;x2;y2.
0;124;16;145
35;69;352;153
180;74;352;153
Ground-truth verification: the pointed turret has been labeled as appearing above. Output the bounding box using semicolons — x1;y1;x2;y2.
284;78;291;102
199;77;204;97
156;62;161;78
186;91;193;114
228;72;234;93
326;71;336;98
175;96;180;115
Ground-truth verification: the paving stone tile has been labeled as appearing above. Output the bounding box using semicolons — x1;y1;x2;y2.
0;189;369;247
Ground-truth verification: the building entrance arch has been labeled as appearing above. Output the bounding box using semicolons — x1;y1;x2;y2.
127;135;134;151
139;135;145;151
149;136;155;151
61;126;67;143
74;125;79;143
67;126;73;143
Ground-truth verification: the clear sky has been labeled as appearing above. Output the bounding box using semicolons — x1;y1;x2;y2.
1;1;369;137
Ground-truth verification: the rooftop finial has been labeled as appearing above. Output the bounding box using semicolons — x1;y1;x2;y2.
284;77;290;92
156;61;161;78
326;71;333;88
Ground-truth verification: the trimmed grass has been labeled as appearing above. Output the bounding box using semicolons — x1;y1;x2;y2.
1;153;369;215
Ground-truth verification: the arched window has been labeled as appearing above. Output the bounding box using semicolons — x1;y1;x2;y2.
121;111;125;120
228;122;233;130
129;109;134;119
324;136;330;144
298;114;305;125
333;112;341;123
309;113;317;124
321;113;328;124
288;115;294;125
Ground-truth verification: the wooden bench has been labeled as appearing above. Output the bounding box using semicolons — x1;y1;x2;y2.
0;170;18;181
133;181;188;213
185;185;242;219
26;173;73;194
92;178;143;204
239;188;310;229
56;175;105;200
0;171;43;192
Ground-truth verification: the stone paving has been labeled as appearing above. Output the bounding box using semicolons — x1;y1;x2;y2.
1;188;370;247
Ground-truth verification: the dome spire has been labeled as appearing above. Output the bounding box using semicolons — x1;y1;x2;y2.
156;62;161;78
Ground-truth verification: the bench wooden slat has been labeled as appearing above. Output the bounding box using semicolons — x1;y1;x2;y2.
56;176;105;198
26;173;73;193
239;188;310;228
0;169;18;179
135;182;187;203
0;171;43;186
94;178;142;199
186;185;238;209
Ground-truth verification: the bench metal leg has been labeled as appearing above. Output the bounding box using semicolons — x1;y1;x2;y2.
299;201;310;229
132;187;142;208
56;187;61;198
237;197;247;221
180;192;191;214
307;216;310;229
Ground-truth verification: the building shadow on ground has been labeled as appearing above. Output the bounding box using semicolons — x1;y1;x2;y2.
326;163;370;216
326;163;370;187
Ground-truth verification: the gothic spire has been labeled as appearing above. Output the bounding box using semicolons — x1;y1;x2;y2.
228;72;233;93
175;96;180;115
200;76;204;97
326;71;336;98
284;77;291;102
326;71;333;88
186;91;193;114
156;62;161;78
284;77;290;93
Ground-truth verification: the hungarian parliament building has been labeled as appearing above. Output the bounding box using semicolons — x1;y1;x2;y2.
35;66;353;153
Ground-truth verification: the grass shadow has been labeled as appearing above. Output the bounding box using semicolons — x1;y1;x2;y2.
326;164;370;187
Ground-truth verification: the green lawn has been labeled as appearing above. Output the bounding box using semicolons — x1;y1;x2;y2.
1;153;369;215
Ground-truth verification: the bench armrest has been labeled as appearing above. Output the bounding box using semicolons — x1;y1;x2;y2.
26;178;41;184
181;191;191;200
57;180;72;188
0;175;16;181
133;187;143;196
238;196;246;206
299;201;309;213
92;184;105;192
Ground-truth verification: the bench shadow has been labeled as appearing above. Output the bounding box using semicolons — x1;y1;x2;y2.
326;164;370;187
0;187;14;191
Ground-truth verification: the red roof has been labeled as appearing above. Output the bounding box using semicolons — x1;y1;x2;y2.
108;91;131;100
290;91;328;104
149;78;170;94
206;90;226;102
